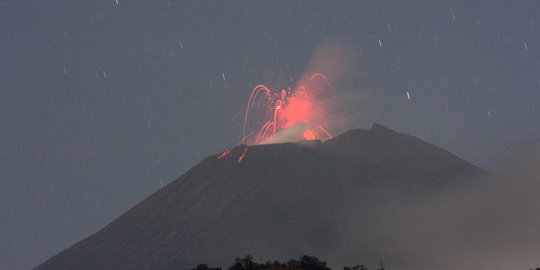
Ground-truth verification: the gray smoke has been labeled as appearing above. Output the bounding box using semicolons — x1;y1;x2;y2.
260;122;309;145
330;143;540;270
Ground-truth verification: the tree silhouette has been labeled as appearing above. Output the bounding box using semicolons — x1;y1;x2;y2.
352;264;366;270
286;259;301;269
191;263;222;270
192;255;373;270
228;255;261;270
298;255;330;270
194;264;209;270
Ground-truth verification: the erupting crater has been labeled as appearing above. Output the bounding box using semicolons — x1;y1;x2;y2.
241;73;342;145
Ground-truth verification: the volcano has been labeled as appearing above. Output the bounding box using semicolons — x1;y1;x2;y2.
34;124;485;270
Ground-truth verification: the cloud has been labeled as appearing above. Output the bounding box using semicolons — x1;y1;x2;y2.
260;122;309;144
333;142;540;270
299;41;358;86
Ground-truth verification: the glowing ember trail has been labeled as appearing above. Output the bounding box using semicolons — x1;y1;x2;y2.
241;73;340;145
218;149;232;159
237;147;248;163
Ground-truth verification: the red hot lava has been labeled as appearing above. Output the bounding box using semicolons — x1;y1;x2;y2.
241;73;340;145
218;149;232;159
237;147;248;163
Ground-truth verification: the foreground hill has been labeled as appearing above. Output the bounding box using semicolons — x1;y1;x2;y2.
35;124;486;270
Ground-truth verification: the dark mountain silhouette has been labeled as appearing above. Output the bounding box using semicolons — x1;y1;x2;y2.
34;124;485;270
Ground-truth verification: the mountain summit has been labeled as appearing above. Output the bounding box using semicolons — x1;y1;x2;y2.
35;124;484;270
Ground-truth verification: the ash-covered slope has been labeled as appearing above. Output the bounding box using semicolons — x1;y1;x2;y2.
34;124;485;270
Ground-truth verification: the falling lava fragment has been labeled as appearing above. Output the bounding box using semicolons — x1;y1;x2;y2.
218;149;232;159
237;147;248;163
241;73;341;145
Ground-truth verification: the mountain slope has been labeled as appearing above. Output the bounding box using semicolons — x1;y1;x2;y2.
34;124;485;270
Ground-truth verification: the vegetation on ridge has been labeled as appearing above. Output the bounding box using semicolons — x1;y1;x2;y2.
192;255;540;270
191;255;384;270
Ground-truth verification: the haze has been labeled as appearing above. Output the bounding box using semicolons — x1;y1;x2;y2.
1;1;539;269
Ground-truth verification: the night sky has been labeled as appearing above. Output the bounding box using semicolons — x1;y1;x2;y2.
1;1;539;269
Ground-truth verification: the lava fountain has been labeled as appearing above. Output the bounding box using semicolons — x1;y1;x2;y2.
241;73;341;145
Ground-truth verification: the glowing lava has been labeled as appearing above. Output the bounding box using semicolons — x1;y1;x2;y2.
237;147;248;163
241;73;340;145
218;149;232;159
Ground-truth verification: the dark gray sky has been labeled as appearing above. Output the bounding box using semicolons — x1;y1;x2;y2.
1;1;538;269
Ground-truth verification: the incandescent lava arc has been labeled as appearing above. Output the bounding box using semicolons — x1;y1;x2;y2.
241;73;341;145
